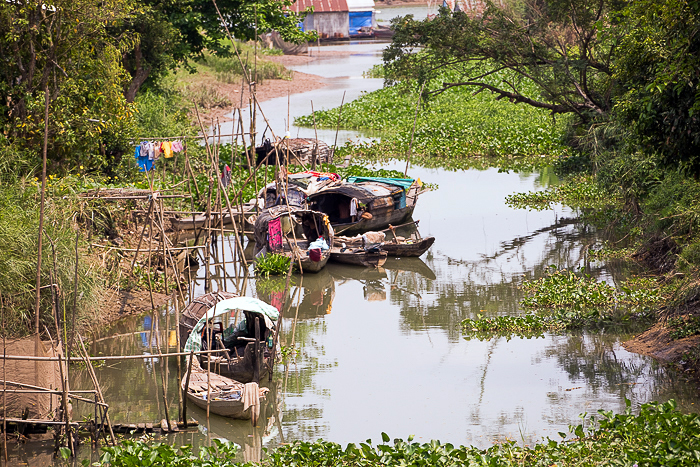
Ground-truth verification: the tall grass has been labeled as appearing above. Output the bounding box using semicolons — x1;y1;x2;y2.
200;40;292;84
0;182;103;338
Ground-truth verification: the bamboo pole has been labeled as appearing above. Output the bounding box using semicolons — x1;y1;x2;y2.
332;91;347;161
405;83;425;176
0;348;228;362
182;350;194;428
47;240;74;455
153;314;172;432
130;197;155;270
35;86;50;334
77;335;116;445
2;294;7;464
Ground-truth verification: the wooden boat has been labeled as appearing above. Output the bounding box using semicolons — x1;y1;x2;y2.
329;246;387;267
255;138;333;166
382;236;435;257
307;177;427;236
170;202;257;232
253;206;334;274
179;294;280;383
335;221;435;258
182;358;268;425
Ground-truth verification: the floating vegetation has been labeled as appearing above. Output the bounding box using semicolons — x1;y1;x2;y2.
587;242;636;260
462;267;664;340
254;253;291;277
296;67;569;170
461;313;550;340
505;175;612;211
92;400;700;466
521;267;663;316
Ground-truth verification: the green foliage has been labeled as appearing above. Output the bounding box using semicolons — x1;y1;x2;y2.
0;183;102;338
460;268;664;340
521;267;663;318
200;41;293;84
505;176;612;211
116;0;313;99
613;0;700;176
254;253;291;277
258;400;700;467
296;67;568;164
90;438;239;466
0;0;136;176
384;2;623;122
279;344;299;363
362;64;385;79
461;313;550;340
668;316;700;340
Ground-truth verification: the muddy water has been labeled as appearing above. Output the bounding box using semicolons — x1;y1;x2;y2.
32;165;692;466
10;35;700;466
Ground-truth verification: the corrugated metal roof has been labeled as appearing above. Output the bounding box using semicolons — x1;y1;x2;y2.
289;0;349;13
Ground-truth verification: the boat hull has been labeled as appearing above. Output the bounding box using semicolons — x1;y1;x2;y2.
186;394;255;419
330;248;388;267
382;236;435;257
332;207;415;236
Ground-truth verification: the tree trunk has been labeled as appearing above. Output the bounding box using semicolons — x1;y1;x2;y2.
124;43;150;103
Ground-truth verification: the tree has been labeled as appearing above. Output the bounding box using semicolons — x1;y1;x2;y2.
117;0;313;102
384;0;627;124
613;0;700;176
0;0;136;173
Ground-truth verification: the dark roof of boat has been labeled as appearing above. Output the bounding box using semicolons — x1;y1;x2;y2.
307;183;379;203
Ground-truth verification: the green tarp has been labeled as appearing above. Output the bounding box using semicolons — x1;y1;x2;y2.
346;177;415;189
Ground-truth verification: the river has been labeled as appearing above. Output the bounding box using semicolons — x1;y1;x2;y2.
9;11;700;466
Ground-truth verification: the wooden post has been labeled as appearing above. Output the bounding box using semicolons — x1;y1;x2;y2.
2;294;7;464
35;86;50;334
182;350;194;428
332;91;347;161
310;101;318;170
77;335;116;445
405;83;425;177
253;317;260;384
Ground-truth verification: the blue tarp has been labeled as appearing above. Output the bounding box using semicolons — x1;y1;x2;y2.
348;11;372;36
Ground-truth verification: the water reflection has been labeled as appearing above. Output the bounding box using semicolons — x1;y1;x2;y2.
12;165;694;467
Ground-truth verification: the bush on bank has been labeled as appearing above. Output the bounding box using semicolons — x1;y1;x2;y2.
89;400;700;467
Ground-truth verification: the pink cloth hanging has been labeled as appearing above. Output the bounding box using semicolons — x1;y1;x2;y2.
268;218;283;251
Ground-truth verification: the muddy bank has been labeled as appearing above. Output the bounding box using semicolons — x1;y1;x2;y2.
185;51;349;124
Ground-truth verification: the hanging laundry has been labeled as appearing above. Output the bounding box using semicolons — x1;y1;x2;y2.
171;140;183;153
268;218;283;251
139;141;150;160
135;144;153;172
161;141;173;158
221;164;232;187
349;197;358;217
153;143;162;161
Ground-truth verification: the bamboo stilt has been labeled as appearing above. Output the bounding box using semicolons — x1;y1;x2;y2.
77;335;116;445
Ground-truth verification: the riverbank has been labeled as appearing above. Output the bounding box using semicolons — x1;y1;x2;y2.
182;50;357;124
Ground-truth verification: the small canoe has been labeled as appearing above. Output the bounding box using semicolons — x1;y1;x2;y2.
182;359;268;425
329;247;387;267
382;236;435;257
